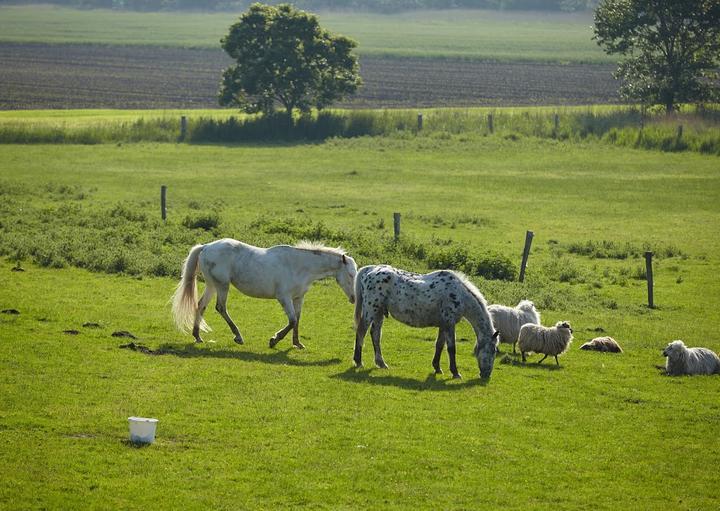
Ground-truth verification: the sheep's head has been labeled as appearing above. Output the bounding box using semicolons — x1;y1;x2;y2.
662;340;686;358
517;300;535;312
556;321;573;333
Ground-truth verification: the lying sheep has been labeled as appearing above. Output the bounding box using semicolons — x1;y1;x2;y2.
518;321;573;365
580;336;623;353
662;340;720;376
488;300;540;353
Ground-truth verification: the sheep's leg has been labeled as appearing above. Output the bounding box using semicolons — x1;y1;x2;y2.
432;329;446;374
555;355;559;365
521;351;527;363
512;341;517;354
538;354;548;364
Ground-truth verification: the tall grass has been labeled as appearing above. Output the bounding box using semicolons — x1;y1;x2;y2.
1;106;718;155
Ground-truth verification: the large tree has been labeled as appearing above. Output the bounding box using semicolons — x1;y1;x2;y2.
219;3;361;114
594;0;720;113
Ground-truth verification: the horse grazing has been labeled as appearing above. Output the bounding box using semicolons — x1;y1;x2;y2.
172;239;357;348
353;265;499;379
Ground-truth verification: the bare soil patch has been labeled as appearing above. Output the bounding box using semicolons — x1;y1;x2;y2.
0;42;619;109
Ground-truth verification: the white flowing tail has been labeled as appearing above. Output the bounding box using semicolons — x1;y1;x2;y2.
171;244;210;333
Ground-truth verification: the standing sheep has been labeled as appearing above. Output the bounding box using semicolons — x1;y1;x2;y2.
518;321;573;365
662;340;720;376
488;300;541;353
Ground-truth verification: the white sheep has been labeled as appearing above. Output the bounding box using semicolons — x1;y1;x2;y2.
580;336;623;353
662;340;720;376
518;321;573;365
488;300;541;353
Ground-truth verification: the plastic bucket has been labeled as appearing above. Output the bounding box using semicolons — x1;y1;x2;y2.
128;417;158;444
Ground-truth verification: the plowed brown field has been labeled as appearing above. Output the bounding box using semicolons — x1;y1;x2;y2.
0;42;619;109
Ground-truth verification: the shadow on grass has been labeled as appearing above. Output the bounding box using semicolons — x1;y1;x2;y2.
130;342;343;367
330;366;489;391
499;354;564;371
121;439;153;449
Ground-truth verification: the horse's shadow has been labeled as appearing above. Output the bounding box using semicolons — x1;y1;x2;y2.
153;343;342;367
330;366;489;391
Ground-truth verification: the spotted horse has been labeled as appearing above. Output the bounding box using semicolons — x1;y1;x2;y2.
353;264;499;379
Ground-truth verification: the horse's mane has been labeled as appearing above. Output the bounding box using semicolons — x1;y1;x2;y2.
453;271;489;309
294;240;346;257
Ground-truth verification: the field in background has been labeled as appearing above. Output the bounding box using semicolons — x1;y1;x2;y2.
1;128;719;508
0;5;611;63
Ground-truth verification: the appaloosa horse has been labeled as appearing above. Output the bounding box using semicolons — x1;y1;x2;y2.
353;264;499;379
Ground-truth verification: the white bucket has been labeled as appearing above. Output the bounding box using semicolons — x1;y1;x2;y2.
128;417;159;444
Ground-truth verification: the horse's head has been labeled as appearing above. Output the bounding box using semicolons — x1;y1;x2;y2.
474;330;500;379
335;253;357;304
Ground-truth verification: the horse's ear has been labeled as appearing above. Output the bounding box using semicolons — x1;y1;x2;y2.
342;254;347;265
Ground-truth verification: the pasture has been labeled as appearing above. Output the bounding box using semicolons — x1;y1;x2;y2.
1;126;719;509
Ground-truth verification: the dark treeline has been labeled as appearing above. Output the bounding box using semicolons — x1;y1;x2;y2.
0;0;598;13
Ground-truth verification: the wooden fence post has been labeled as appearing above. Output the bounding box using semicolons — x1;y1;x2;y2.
417;113;423;131
180;115;187;141
676;125;683;145
393;212;401;241
553;113;559;136
519;230;534;282
161;185;167;221
488;113;494;133
645;251;654;308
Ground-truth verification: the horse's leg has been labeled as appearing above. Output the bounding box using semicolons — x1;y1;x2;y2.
432;328;446;374
446;324;462;379
353;316;370;368
291;296;305;349
215;283;244;345
269;296;297;348
193;284;216;343
370;313;388;369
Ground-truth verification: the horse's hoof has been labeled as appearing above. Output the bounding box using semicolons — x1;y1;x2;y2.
269;337;279;348
433;366;443;374
293;342;306;350
354;361;363;368
234;336;244;345
452;373;463;380
194;338;204;344
376;362;389;369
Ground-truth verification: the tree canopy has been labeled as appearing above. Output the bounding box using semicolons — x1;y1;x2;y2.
594;0;720;113
219;3;361;114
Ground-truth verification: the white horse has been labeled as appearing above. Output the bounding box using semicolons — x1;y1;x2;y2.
353;265;499;379
172;239;357;348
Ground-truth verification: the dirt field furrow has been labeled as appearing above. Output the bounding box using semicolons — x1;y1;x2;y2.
0;42;619;110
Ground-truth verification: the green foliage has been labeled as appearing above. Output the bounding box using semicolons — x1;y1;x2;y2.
181;212;221;231
426;245;516;281
594;0;720;113
219;3;361;114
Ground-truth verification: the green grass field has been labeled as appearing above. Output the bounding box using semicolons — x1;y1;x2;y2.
1;115;719;508
0;5;613;63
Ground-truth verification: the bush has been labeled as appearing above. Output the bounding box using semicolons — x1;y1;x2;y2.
426;245;516;280
182;212;221;231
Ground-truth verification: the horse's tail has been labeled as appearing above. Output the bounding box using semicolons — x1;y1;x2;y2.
353;267;366;330
171;244;210;333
